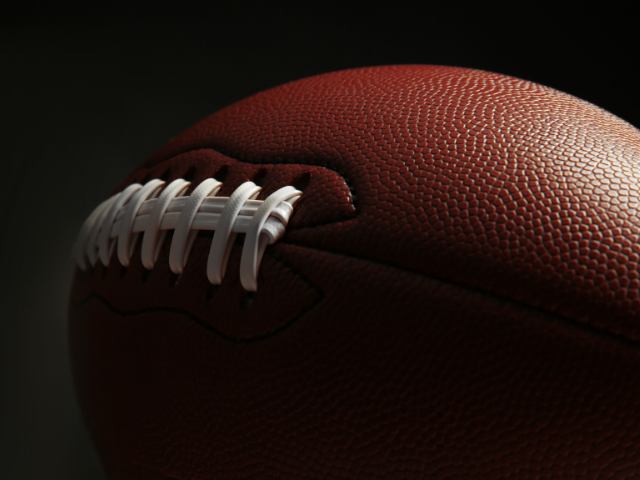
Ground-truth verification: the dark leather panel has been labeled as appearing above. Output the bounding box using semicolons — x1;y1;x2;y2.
70;243;640;479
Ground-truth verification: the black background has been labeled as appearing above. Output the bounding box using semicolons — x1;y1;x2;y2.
1;2;637;479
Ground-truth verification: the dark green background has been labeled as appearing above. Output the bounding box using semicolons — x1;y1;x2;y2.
1;3;637;478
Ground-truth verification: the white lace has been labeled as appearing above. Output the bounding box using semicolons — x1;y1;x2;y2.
72;178;302;291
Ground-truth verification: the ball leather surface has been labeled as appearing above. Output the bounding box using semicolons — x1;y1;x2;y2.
69;65;640;479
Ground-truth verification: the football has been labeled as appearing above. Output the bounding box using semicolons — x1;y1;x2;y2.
69;65;640;478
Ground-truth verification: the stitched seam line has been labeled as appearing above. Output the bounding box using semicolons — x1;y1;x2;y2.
73;240;640;351
277;240;640;350
70;251;325;344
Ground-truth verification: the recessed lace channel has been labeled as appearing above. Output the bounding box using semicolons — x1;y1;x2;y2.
72;178;302;291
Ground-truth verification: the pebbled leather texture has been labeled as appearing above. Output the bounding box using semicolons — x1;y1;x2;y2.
69;65;640;478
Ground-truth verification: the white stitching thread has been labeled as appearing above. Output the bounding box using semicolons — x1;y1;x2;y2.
72;178;302;291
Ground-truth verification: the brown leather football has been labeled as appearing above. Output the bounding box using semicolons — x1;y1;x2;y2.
69;65;640;479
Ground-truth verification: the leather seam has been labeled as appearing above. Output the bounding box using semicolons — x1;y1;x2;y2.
73;240;640;351
70;251;325;344
277;240;640;350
